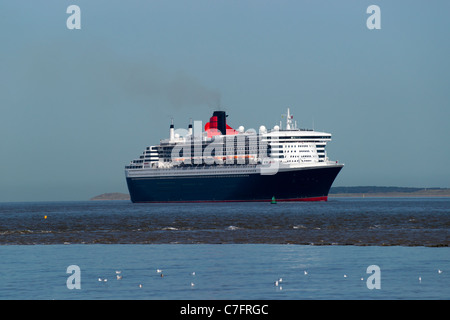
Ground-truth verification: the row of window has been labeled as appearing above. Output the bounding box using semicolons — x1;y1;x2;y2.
271;136;331;140
280;150;315;153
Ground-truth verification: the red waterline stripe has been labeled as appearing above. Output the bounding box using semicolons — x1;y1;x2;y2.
135;196;328;203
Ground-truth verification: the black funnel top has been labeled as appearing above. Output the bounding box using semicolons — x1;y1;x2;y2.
213;111;227;135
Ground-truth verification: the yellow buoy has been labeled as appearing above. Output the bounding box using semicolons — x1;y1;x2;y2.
44;215;47;219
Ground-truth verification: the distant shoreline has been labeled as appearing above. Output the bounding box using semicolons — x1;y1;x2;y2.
330;193;450;198
90;193;130;201
90;187;450;201
329;186;450;198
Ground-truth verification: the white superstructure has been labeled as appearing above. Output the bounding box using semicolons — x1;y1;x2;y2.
126;108;340;176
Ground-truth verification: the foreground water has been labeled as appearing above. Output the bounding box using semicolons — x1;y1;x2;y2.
0;244;448;299
0;198;448;300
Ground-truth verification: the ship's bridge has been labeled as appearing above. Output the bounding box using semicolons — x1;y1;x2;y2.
262;129;332;165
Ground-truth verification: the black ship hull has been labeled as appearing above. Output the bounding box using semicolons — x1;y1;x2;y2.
126;165;343;203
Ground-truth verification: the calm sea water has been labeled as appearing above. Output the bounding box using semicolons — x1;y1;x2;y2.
0;198;449;300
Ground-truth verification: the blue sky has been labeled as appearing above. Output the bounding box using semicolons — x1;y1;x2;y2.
1;0;449;201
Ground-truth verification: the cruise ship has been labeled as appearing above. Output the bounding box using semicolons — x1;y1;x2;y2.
125;109;343;203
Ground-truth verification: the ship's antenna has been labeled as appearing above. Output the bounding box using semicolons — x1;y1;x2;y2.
188;118;193;135
286;107;293;130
